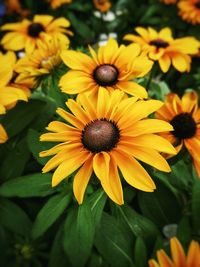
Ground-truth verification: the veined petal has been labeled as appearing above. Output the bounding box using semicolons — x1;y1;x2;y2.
181;91;198;113
159;54;171;73
46;121;77;132
116;81;147;98
170;237;186;267
111;149;156;192
121;119;173;136
40;131;81;142
52;151;90;186
61;50;95;73
56;108;84;129
73;156;93;204
118;145;171;172
93;152;123;204
66;99;91;125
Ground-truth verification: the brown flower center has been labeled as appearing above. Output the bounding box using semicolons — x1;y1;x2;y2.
28;23;45;37
93;64;119;86
170;113;197;139
82;119;120;153
150;38;169;48
195;1;200;8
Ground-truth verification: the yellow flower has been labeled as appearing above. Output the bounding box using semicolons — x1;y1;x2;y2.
156;91;200;176
0;124;8;144
161;0;177;4
123;27;199;73
15;37;68;83
93;0;111;13
149;237;200;267
40;88;176;205
1;15;73;53
59;38;153;100
49;0;72;9
178;0;200;25
0;51;28;113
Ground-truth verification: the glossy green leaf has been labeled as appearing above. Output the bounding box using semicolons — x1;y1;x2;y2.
0;173;53;198
32;192;72;239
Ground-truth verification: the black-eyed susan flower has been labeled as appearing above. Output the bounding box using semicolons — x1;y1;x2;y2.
59;38;153;100
156;91;200;176
15;37;68;83
149;237;200;267
123;27;199;73
40;88;176;205
1;15;73;53
93;0;111;13
178;0;200;25
49;0;72;9
0;124;8;144
0;51;28;113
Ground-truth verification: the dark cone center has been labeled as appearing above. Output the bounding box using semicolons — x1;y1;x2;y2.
150;38;169;48
28;23;45;37
195;1;200;8
82;119;120;153
170;113;197;139
93;64;119;86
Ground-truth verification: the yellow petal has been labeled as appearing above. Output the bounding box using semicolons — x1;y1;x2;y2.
52;151;90;186
66;99;91;125
116;81;147;98
46;121;77;132
181;91;198;113
171;53;188;72
159;54;171;73
73;156;93;204
0;124;8;144
111;149;156;192
56;108;84;129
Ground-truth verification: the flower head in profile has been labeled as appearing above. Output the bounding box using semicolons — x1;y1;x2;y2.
15;37;68;83
156;91;200;176
0;51;28;114
40;88;176;205
178;0;200;25
1;15;73;53
93;0;111;13
49;0;72;9
123;27;199;72
149;237;200;267
0;124;8;144
59;38;153;100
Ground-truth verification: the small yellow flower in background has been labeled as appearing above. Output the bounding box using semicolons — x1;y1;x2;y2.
59;38;153;100
15;37;69;83
149;237;200;267
93;0;111;13
49;0;72;9
40;88;176;205
178;0;200;25
0;124;8;144
161;0;177;4
156;91;200;176
0;51;28;114
123;27;199;73
1;15;73;53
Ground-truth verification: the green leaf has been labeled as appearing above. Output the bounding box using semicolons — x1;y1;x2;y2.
32;192;72;239
134;237;147;267
1;99;45;138
95;212;134;267
192;179;200;232
0;199;32;236
138;179;182;228
89;189;107;226
0;173;53;198
63;202;95;267
0;137;30;180
49;225;71;267
117;205;158;247
27;129;55;165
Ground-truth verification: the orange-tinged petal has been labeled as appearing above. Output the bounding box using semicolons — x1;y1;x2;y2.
0;124;8;144
61;50;95;73
159;54;171;73
56;108;84;129
181;91;198;113
157;250;174;267
111;149;156;191
186;240;200;267
73;156;93;204
170;237;186;267
66;99;91;125
52;151;90;186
